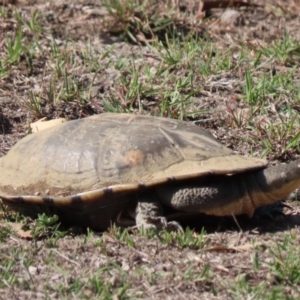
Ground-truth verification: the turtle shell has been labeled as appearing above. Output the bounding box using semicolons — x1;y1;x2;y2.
0;113;267;229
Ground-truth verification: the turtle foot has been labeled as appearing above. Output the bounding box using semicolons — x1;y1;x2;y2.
135;200;183;232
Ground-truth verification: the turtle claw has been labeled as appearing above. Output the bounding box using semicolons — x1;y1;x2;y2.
164;221;184;233
136;215;183;232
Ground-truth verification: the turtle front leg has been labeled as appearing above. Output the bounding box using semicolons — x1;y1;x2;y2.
135;193;183;231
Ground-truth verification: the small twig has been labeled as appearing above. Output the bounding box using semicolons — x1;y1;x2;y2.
231;213;243;232
48;249;81;267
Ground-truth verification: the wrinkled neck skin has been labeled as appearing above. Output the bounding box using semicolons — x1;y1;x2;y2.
254;159;300;201
155;159;300;218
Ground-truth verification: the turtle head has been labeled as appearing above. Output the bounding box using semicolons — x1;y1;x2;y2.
261;159;300;200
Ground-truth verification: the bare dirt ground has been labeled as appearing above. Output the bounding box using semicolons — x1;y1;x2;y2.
0;0;300;299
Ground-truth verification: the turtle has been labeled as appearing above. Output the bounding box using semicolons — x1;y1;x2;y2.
0;113;299;231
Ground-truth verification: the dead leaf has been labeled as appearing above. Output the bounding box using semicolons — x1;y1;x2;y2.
211;264;230;272
30;118;68;133
7;222;33;239
203;242;262;252
231;242;263;251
